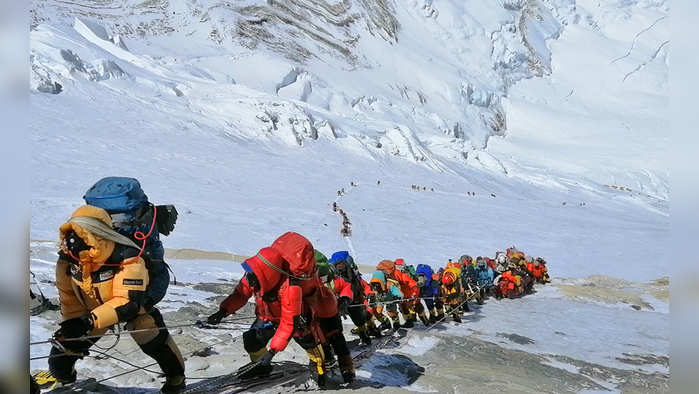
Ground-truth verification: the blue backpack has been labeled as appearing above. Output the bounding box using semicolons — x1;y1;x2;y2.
84;177;173;308
84;177;148;213
83;177;167;262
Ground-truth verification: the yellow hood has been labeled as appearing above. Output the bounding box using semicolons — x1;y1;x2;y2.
59;205;115;266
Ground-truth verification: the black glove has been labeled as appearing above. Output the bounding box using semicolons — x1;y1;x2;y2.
367;294;378;305
338;296;351;317
237;349;276;380
207;309;228;325
257;349;275;366
54;315;93;340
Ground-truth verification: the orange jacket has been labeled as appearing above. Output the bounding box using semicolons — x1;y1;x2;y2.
500;272;516;290
377;260;418;298
527;263;548;279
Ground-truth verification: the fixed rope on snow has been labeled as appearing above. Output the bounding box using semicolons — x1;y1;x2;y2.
30;315;256;347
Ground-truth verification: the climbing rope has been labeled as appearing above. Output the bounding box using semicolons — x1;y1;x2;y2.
30;315;256;347
67;333;245;391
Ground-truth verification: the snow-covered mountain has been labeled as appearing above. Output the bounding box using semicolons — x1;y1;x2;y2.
30;0;668;197
29;0;669;392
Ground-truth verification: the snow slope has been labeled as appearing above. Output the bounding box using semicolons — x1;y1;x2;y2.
29;0;669;392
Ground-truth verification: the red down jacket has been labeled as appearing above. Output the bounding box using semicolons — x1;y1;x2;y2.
220;234;338;353
270;232;338;320
330;276;354;300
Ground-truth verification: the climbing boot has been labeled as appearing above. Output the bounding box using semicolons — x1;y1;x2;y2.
338;354;356;384
390;314;402;330
357;326;372;345
419;314;430;326
367;323;383;338
160;375;186;393
322;343;336;367
306;345;327;388
379;319;392;331
452;314;462;323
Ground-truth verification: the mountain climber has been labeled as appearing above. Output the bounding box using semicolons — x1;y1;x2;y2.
509;255;534;294
431;268;446;321
474;257;495;303
475;257;495;287
484;256;498;271
496;270;524;299
48;206;185;393
439;266;464;323
367;269;404;330
415;264;439;325
206;233;355;385
84;177;177;310
458;255;477;310
528;257;551;283
494;252;508;274
400;262;418;281
378;259;418;328
325;251;376;344
457;255;474;272
314;252;372;367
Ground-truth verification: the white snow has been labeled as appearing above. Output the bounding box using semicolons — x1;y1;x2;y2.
398;335;441;357
442;285;668;374
29;0;668;391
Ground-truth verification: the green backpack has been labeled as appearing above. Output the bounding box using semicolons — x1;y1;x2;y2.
314;250;335;281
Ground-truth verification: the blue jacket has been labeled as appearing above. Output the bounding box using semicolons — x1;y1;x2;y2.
416;264;438;308
475;266;494;287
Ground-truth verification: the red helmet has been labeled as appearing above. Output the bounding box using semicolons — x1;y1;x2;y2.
395;258;405;266
442;272;456;285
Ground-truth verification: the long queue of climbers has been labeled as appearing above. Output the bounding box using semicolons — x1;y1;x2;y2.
310;247;550;334
32;177;551;394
